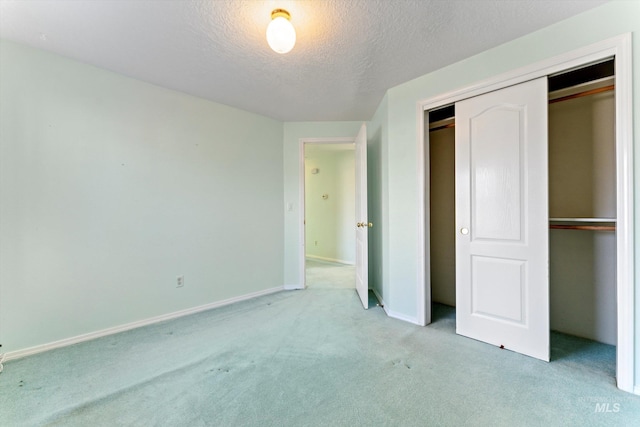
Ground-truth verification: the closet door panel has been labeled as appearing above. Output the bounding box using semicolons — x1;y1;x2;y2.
471;106;523;241
456;77;549;362
471;256;525;323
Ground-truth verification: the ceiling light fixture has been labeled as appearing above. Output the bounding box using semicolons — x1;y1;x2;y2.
266;9;296;54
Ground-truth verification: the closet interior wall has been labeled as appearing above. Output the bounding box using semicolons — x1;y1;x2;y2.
428;119;455;307
548;76;617;346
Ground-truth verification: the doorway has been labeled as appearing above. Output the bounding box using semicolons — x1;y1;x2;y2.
299;124;370;308
303;142;356;289
418;34;634;392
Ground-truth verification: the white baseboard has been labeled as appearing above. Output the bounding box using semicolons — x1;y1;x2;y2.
284;284;304;290
305;254;355;265
386;309;421;326
372;289;420;325
634;385;640;396
5;286;284;362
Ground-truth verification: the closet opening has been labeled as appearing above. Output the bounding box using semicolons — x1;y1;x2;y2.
548;59;617;372
427;104;456;322
425;57;617;375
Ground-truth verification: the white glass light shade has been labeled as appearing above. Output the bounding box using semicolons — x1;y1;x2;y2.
266;14;296;54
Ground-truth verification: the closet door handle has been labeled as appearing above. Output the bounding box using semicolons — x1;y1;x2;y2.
460;227;469;235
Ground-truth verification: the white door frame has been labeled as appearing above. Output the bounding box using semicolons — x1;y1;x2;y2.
298;137;356;289
416;33;635;393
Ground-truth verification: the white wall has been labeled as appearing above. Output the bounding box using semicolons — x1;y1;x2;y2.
305;146;355;264
0;40;284;354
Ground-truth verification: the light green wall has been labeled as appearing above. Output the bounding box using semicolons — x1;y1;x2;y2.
382;0;640;381
305;148;355;264
283;122;362;287
0;40;284;354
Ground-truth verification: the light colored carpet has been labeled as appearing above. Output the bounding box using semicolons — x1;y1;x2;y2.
1;283;639;426
305;258;355;289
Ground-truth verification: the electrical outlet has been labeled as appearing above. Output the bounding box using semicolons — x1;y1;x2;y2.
177;275;184;288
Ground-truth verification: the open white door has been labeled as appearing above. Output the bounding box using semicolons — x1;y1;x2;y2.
455;77;549;361
355;123;369;309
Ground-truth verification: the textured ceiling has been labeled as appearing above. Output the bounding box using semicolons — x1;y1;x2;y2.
0;0;609;121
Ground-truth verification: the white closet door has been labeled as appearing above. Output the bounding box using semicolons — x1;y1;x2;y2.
455;77;549;361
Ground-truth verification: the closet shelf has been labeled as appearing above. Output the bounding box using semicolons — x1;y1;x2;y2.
550;224;615;231
549;217;616;223
549;218;616;231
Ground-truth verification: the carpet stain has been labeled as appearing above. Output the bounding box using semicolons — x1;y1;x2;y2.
391;359;411;369
207;367;231;373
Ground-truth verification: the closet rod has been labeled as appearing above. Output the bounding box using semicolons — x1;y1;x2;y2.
429;122;455;132
550;224;615;231
549;85;614;105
